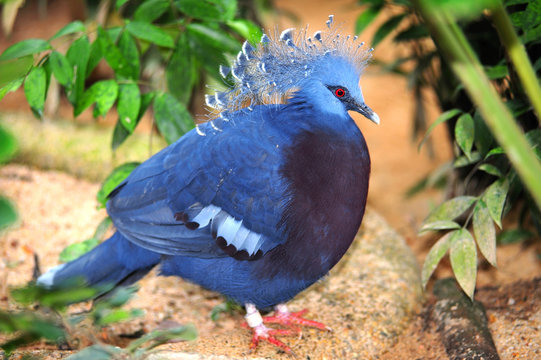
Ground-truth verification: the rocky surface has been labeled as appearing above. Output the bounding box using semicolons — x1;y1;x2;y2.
0;164;423;359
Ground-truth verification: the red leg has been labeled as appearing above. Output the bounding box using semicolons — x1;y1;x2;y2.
263;304;332;331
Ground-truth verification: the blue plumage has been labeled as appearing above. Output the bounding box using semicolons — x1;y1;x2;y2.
38;16;379;351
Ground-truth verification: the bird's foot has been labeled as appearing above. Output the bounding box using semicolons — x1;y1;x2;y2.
263;304;332;332
243;303;330;354
249;323;296;354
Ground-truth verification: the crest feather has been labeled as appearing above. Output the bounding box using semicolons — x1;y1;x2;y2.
205;15;372;115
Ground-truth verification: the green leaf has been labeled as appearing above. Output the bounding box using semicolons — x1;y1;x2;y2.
99;286;138;308
97;27;134;80
167;34;195;104
0;55;32;88
478;164;502;177
137;91;155;122
0;77;24;102
394;24;429;42
227;19;264;46
449;228;477;299
153;92;194;144
472;200;496;267
422;196;477;225
482;178;509;228
66;35;91;107
48;51;73;87
453;151;481;167
174;0;237;21
485;147;504;158
497;228;533;245
118;83;141;132
126;21;174;48
95;308;143;326
67;344;121;360
74;80;118;117
23;66;47;118
0;39;51;61
0;123;18;164
455;113;474;160
372;14;406;47
355;5;381;35
116;0;130;8
125;324;197;352
117;30;140;80
419;108;462;151
419;220;461;233
0;196;18;230
421;231;455;287
59;237;100;263
187;23;240;53
50;21;86;41
86;40;103;78
97;162;140;207
426;0;499;21
473;110;494;156
484;64;508;79
112;120;130;151
94;217;112;240
134;0;170;22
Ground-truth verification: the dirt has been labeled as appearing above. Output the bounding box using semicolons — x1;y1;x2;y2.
1;0;540;359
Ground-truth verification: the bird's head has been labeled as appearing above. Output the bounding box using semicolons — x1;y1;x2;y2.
205;15;379;125
301;55;379;124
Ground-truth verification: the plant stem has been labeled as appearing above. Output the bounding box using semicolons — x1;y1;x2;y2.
491;2;541;124
412;0;541;210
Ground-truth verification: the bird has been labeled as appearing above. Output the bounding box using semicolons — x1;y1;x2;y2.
37;15;379;352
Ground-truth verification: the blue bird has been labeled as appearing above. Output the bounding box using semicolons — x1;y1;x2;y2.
38;15;379;352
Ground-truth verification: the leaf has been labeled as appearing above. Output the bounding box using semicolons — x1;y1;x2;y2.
111;121;131;151
48;51;73;87
95;308;143;326
0;196;18;230
97;27;134;80
227;19;264;46
485;147;504;158
187;23;240;53
453;151;481;167
126;21;174;48
419;108;462;151
472;200;497;267
174;0;237;21
0;123;18;164
497;228;533;245
0;55;32;88
478;164;502;177
134;0;170;22
116;0;130;8
449;228;477;299
117;83;141;132
355;5;381;35
23;66;47;118
455;113;474;160
419;220;461;233
96;162;140;207
66;36;91;107
117;30;140;80
427;0;499;21
153;92;195;144
86;40;104;78
473;110;494;156
167;34;195;104
74;80;118;117
394;24;429;42
422;196;477;225
484;64;508;79
372;14;406;47
0;77;24;102
50;21;86;41
59;238;100;263
94;217;112;240
482;178;509;228
125;324;197;352
0;39;51;61
66;344;121;360
421;231;455;287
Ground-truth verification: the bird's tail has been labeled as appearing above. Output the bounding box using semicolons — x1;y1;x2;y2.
37;231;160;293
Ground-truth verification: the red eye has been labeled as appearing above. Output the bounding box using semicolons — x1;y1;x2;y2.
335;88;346;97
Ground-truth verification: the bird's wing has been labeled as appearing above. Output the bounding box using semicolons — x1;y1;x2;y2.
107;107;290;259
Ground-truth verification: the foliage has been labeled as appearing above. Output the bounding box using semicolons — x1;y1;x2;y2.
358;0;541;298
1;281;196;357
0;123;18;230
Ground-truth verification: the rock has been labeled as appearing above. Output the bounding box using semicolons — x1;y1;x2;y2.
0;165;423;359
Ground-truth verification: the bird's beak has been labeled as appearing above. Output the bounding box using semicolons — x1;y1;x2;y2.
356;102;380;125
